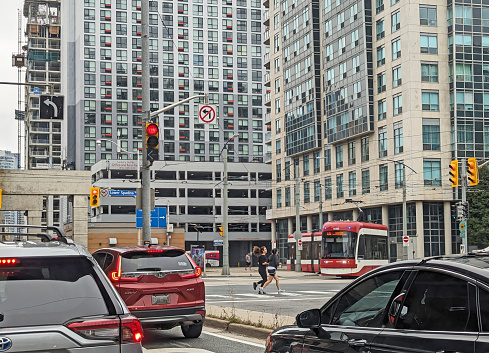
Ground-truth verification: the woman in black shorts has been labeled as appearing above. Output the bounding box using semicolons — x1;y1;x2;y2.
253;246;268;294
262;248;284;294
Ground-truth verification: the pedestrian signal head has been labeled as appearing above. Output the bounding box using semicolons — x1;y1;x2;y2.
145;123;159;161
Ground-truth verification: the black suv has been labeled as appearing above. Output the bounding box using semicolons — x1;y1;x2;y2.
0;225;143;353
266;254;489;353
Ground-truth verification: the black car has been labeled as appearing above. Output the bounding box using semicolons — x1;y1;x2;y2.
0;225;143;353
265;254;489;353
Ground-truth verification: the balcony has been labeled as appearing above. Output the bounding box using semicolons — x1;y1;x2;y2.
264;52;270;69
264;91;271;106
264;29;270;45
265;132;272;144
264;72;271;87
263;0;269;8
264;152;272;163
263;10;270;26
264;111;271;124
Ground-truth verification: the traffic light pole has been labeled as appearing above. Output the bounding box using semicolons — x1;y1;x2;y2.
141;0;151;244
294;164;302;272
461;158;468;254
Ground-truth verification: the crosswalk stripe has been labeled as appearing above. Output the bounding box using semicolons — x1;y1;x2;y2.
296;290;338;294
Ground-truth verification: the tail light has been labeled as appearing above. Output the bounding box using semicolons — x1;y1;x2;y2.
0;259;18;265
179;266;202;279
67;316;143;343
111;256;122;281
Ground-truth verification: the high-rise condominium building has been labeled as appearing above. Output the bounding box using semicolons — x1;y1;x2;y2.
23;0;62;170
62;0;270;171
267;0;488;261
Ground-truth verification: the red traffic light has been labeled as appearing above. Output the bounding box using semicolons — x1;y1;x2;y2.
92;189;99;195
146;123;158;136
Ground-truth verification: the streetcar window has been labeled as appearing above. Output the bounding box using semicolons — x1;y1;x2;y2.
357;234;388;260
322;232;357;259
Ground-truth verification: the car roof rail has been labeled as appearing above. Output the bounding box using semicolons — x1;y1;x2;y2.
0;224;73;244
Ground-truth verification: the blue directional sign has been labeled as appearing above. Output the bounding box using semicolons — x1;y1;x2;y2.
109;190;137;196
136;207;167;228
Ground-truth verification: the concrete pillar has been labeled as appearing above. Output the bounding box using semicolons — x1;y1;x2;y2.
352;208;359;221
288;217;294;236
415;201;424;259
73;195;88;247
381;205;389;227
327;212;333;221
47;195;54;226
271;220;276;247
306;215;312;232
443;201;452;255
26;210;42;227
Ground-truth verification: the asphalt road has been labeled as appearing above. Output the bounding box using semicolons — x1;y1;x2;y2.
204;275;352;318
142;326;265;353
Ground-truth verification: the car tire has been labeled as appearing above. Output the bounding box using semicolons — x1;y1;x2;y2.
181;322;203;338
206;263;212;268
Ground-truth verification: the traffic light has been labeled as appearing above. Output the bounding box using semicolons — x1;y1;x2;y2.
467;157;478;186
145;122;159;161
90;187;100;207
218;226;223;237
449;160;459;187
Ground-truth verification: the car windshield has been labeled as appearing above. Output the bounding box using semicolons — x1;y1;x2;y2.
322;231;357;259
121;249;193;273
0;256;110;328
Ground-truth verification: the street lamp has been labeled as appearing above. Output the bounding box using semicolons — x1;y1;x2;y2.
96;138;140;183
381;159;417;260
221;133;238;276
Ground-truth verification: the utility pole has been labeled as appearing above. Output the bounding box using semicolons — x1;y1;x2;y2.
141;0;151;244
294;163;302;272
402;177;408;260
461;158;468;254
222;148;230;275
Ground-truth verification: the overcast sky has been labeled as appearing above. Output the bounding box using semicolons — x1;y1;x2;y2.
0;1;26;154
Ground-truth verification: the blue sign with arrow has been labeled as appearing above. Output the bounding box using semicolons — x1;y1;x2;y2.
136;207;167;228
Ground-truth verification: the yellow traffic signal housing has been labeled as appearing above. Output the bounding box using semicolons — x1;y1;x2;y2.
467;158;478;186
90;187;100;207
145;122;159;161
218;226;223;237
449;160;459;187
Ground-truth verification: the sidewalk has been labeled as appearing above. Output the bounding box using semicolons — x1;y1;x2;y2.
203;266;320;278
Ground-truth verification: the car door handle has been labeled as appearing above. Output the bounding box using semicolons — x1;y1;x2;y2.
348;339;367;347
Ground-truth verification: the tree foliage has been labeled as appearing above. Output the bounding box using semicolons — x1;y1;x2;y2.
467;166;489;247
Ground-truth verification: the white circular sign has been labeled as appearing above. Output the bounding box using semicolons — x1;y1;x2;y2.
199;105;216;124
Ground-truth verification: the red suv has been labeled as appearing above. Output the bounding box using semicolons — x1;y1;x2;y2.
93;245;205;338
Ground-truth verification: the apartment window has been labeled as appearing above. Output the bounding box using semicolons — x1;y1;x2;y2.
276;160;282;183
395;162;405;189
361;136;369;162
324;177;332;200
376;0;384;14
378;126;387;158
303;155;310;176
421;63;438;82
324;148;331;171
304;182;310;204
376;19;385;40
379;164;388;191
393;94;402;115
349;172;357;196
285;161;290;181
391;0;399;4
378;99;386;120
348;141;356;165
314;152;320;174
314;180;321;202
377;46;385;67
394;121;403;154
276;139;281;154
420;34;438;54
454;63;472;82
362;169;370;194
392;66;402;87
422;91;439;111
336;174;344;198
336;145;343;168
420;5;437;26
391;11;400;32
392;38;401;60
423;159;441;186
285;187;291;207
422;118;440;151
377;72;386;93
338;37;346;56
277;189;282;208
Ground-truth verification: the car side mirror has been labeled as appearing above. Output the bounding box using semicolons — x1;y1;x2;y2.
388;293;405;325
296;309;321;329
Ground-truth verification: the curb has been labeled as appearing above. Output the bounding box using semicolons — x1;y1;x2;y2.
204;317;272;340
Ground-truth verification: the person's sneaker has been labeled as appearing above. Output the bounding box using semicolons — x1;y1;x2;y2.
253;282;257;290
258;287;266;295
278;289;285;294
